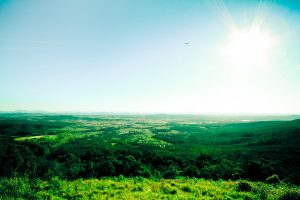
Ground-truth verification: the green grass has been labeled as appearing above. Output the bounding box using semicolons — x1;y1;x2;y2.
0;177;299;200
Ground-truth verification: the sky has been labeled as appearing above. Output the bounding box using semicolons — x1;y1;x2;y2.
0;0;300;114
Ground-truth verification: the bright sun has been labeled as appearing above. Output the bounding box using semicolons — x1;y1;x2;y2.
223;26;274;70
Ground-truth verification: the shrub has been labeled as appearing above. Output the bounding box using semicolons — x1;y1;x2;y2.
181;185;192;193
237;181;252;192
266;174;280;184
161;185;177;194
163;165;179;179
198;164;222;180
182;165;199;177
137;165;152;178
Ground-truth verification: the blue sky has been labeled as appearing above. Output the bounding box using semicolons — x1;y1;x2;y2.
1;0;300;114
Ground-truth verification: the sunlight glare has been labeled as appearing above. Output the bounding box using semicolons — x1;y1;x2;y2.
223;26;274;70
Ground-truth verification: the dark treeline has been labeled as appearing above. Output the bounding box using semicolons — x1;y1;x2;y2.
0;138;298;184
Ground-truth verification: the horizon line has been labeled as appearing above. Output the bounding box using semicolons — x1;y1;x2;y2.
0;110;300;116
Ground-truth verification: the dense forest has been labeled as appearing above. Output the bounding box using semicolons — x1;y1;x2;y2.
0;113;300;199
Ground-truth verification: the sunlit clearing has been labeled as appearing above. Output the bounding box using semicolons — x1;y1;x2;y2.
223;26;274;70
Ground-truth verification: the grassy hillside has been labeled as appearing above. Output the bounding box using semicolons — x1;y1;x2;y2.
1;177;299;200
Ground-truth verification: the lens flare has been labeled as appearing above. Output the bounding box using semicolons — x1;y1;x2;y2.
223;25;275;70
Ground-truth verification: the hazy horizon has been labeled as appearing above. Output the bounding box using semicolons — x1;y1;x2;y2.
1;110;300;116
1;0;300;114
